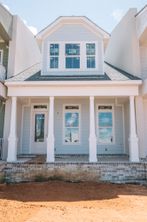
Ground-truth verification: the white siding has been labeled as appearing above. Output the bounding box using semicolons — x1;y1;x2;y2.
140;46;147;79
46;24;100;42
54;98;89;154
54;98;124;155
95;99;124;154
20;98;125;155
21;106;31;154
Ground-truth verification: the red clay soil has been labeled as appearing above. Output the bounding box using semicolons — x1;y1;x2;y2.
0;181;147;222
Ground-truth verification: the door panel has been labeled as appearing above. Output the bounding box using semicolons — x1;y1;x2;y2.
31;111;47;154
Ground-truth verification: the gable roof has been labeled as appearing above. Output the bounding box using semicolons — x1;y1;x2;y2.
36;16;110;40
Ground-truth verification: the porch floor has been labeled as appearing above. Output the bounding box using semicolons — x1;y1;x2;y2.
17;154;130;164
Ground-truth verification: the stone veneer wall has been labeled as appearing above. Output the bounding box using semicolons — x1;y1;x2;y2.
0;162;146;184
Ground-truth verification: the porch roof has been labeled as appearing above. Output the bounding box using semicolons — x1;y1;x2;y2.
5;61;141;83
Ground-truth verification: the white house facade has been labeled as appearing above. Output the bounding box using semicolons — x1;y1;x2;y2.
3;16;143;163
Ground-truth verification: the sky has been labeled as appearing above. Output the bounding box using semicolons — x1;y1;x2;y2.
1;0;147;35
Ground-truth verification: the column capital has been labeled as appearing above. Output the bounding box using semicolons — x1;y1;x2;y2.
49;96;54;101
89;96;94;100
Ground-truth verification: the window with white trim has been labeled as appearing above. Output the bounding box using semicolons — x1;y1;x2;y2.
0;50;3;64
49;44;59;69
97;105;114;144
65;44;80;69
64;105;80;144
86;43;96;68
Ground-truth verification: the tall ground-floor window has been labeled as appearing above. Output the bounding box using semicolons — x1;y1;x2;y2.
97;105;114;144
63;105;80;144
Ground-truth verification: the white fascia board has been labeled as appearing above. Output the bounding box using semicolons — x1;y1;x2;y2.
7;82;141;97
5;80;142;87
36;16;110;40
141;79;147;95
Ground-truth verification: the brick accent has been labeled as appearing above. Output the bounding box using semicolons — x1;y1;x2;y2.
1;162;147;184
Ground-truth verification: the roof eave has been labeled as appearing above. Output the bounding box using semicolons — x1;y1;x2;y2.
5;80;142;87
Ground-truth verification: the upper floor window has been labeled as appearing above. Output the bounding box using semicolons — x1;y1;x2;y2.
86;43;95;68
65;44;80;69
49;44;59;69
0;50;3;65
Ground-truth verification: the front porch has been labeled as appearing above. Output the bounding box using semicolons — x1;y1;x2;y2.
4;79;141;163
17;154;129;163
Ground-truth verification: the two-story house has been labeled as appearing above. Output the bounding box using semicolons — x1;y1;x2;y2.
4;16;142;163
0;3;41;160
0;5;13;157
105;5;147;159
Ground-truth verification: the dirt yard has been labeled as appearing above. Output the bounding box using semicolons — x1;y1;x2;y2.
0;181;147;222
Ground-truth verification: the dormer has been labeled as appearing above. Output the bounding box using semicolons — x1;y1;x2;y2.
36;16;110;76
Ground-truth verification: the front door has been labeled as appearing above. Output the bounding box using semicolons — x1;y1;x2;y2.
31;111;47;154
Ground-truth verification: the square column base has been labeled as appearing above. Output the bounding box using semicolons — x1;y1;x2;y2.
46;136;55;163
129;136;139;162
89;135;97;163
7;137;18;162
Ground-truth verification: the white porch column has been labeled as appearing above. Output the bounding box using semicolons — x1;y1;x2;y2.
89;96;97;162
129;96;139;162
7;96;17;162
46;96;55;162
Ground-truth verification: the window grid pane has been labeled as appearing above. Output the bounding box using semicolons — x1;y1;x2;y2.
34;114;45;142
98;111;113;144
64;110;80;144
86;43;95;68
49;44;59;69
50;57;58;69
86;43;95;55
50;44;59;56
66;57;80;69
87;56;95;68
65;44;80;55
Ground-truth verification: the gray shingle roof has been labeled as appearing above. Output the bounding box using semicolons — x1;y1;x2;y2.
25;72;110;81
6;62;141;82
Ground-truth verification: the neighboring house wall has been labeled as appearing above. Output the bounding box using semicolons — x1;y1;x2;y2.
0;42;8;70
105;9;141;77
140;45;147;79
7;16;41;78
144;100;147;157
0;100;5;138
